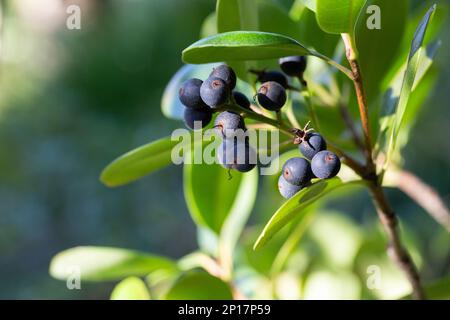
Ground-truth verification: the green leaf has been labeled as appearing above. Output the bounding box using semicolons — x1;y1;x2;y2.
316;0;366;35
101;136;191;187
382;1;447;89
356;0;408;103
161;64;218;120
393;69;437;157
183;146;258;234
183;31;308;64
182;31;352;78
254;178;364;250
165;271;233;300
379;5;438;167
50;246;177;281
110;277;151;300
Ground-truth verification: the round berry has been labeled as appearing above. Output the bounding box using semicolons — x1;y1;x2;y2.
256;81;287;111
311;150;341;179
217;139;256;172
200;77;230;108
279;56;307;76
278;175;303;199
184;106;212;130
179;78;207;109
299;133;327;160
210;64;236;89
214;111;246;138
282;157;313;186
256;70;288;89
232;91;251;110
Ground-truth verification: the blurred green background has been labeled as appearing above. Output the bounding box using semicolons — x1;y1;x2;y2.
0;0;448;299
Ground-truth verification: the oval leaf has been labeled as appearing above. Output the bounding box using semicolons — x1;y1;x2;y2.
100;136;182;187
254;178;364;250
110;277;151;300
182;31;310;64
182;31;352;78
165;271;233;300
50;246;177;281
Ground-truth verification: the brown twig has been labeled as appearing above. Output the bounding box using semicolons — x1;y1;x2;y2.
392;170;450;232
368;184;426;300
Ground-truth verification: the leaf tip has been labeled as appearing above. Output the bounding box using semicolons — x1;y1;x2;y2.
99;168;116;188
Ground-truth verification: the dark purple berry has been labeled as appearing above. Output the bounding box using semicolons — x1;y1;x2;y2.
256;81;287;111
282;157;313;186
210;64;236;89
311;150;341;179
179;78;207;109
278;175;303;199
279;56;307;76
232;91;251;110
200;77;230;108
184;106;212;130
256;70;289;89
217;138;256;172
299;133;327;160
214;111;246;138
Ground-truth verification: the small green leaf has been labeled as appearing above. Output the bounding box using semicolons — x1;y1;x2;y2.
254;178;364;250
183;146;258;234
110;277;151;300
182;31;352;78
165;271;233;300
316;0;366;35
50;246;177;281
100;136;185;187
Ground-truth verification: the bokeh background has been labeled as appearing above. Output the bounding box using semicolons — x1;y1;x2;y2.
0;0;448;299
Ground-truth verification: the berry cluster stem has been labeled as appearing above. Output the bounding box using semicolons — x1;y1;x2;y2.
343;34;425;300
224;103;293;137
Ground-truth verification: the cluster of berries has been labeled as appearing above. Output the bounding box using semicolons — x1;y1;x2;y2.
178;56;329;181
278;133;341;199
179;65;255;173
